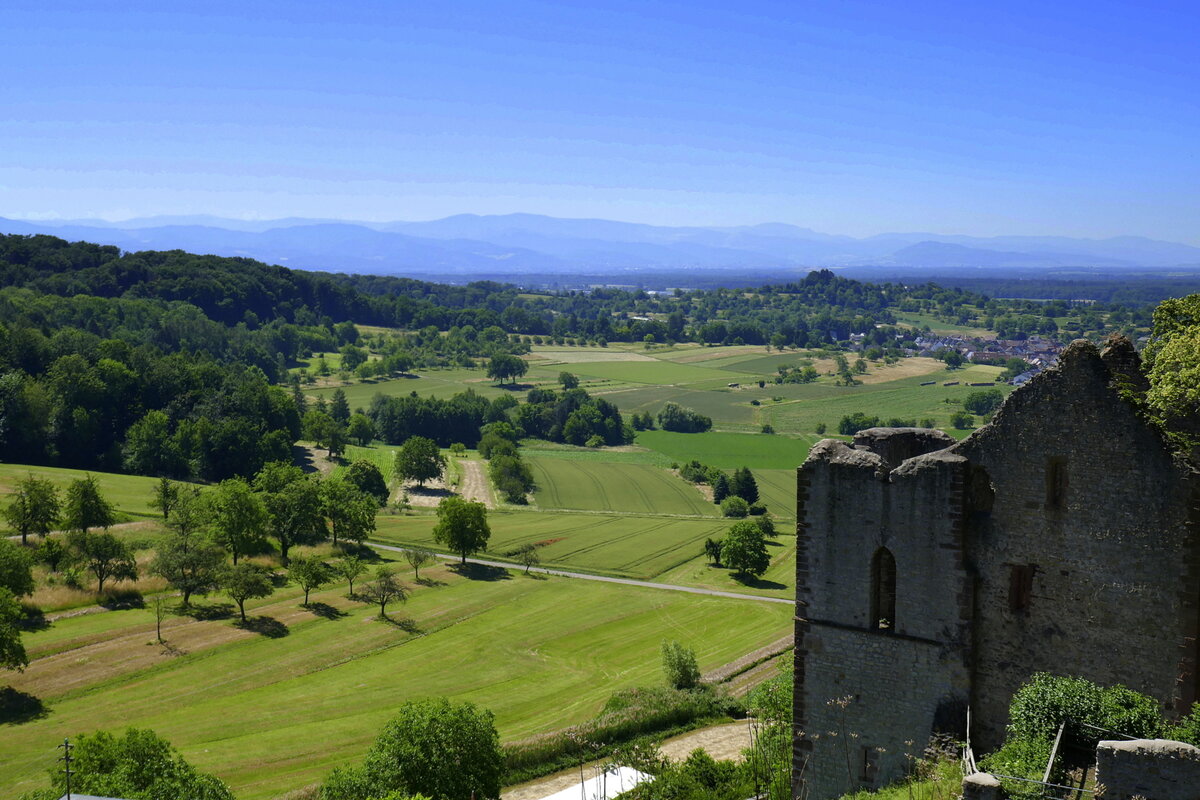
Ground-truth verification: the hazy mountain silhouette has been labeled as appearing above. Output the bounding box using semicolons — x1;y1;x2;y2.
2;213;1198;276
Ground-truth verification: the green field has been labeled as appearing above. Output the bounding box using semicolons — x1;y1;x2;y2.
3;563;791;799
0;463;179;519
375;509;735;580
525;457;717;517
635;430;815;471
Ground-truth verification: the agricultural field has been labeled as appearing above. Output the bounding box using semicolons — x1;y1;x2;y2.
2;559;792;800
374;510;733;581
524;457;718;517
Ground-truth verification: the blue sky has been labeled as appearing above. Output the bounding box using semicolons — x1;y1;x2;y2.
2;0;1197;242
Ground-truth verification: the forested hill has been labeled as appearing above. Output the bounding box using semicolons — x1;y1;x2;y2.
0;232;1148;484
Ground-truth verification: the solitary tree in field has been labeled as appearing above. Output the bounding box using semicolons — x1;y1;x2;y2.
345;459;389;506
394;436;445;488
359;567;407;618
288;556;333;606
220;562;275;622
432;497;490;564
486;353;528;385
71;531;139;593
333;553;368;597
3;474;61;546
208;478;267;564
63;475;115;535
516;543;540;574
721;520;771;579
404;546;436;580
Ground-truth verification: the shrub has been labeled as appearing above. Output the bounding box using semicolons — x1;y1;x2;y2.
760;424;774;434
661;640;701;690
838;412;880;435
950;410;975;429
815;422;827;435
657;403;712;433
720;497;749;518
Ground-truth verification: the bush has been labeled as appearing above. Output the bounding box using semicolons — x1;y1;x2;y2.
814;422;827;435
838;412;880;435
963;388;1005;415
748;504;767;516
720;497;749;518
657;402;712;433
502;686;741;782
950;410;975;429
662;640;701;690
760;424;774;434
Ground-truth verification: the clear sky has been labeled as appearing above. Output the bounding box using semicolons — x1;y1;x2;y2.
1;0;1197;242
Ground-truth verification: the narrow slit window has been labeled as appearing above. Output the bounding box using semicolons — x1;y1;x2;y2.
1009;564;1035;613
1046;457;1068;510
860;746;879;785
870;548;896;632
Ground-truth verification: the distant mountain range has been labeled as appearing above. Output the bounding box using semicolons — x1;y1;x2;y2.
3;213;1199;279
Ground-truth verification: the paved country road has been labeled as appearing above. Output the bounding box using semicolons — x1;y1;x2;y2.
366;541;793;605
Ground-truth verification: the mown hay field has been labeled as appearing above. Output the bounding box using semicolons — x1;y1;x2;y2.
2;561;792;800
374;509;732;580
525;457;718;517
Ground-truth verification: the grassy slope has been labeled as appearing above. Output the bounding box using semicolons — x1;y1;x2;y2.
0;464;175;518
3;562;791;800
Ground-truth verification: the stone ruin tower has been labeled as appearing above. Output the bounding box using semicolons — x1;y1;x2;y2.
791;339;1200;799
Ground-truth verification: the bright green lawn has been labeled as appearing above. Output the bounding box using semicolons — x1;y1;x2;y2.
374;510;732;580
525;457;717;517
3;570;791;800
635;430;816;471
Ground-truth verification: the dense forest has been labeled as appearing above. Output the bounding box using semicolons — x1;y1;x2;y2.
0;233;1168;482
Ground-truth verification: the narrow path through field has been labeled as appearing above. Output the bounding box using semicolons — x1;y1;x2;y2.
456;458;494;507
366;542;791;605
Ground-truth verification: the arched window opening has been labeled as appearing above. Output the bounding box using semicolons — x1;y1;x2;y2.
870;548;896;632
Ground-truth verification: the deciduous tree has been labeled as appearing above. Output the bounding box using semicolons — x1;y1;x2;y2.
721;520;770;579
151;490;223;607
345;459;389;506
334;553;368;597
0;587;28;672
208;478;267;564
394;436;444;488
432;497;490;564
404;547;435;580
70;531;138;593
321;477;377;546
0;539;34;597
288;556;332;606
221;562;275;622
3;474;61;546
63;474;115;535
359;567;407;618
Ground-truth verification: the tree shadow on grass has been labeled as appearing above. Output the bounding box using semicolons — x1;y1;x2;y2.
733;575;788;591
156;641;187;657
414;577;447;587
181;602;235;621
236;616;290;638
0;687;48;725
306;602;348;620
520;571;549;581
99;589;144;610
18;604;49;632
381;615;423;634
450;562;512;582
765;539;786;547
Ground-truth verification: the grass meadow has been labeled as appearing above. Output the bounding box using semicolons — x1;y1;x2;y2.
2;559;791;800
524;457;718;517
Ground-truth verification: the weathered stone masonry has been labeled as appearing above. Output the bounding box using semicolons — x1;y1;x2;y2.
792;339;1200;799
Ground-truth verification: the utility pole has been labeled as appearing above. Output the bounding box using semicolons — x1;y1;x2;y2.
57;738;73;800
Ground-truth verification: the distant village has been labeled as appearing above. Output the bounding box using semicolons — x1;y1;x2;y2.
910;333;1061;384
